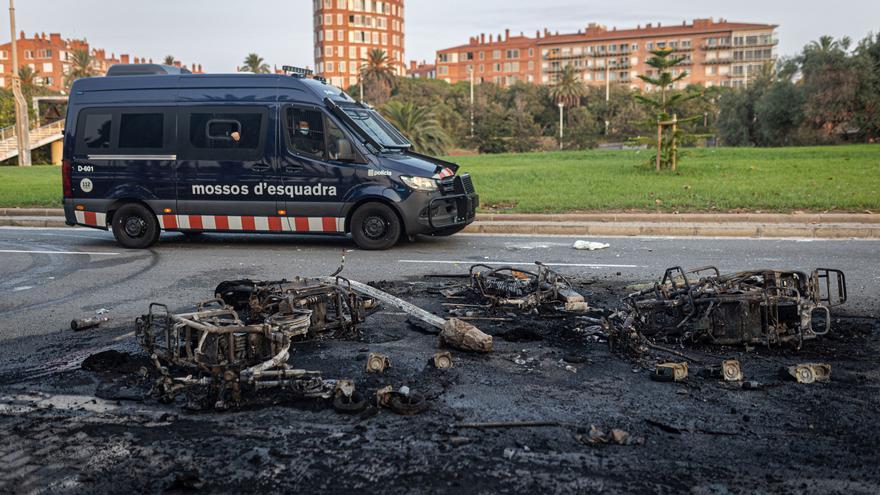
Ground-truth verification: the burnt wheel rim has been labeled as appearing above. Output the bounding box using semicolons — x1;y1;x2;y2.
123;216;147;238
363;215;388;240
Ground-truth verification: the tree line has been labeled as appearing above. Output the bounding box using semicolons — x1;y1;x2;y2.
353;33;880;155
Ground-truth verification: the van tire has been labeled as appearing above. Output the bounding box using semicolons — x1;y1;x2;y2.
111;203;160;249
350;202;401;251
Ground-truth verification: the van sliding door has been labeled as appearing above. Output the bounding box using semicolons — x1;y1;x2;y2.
174;105;283;233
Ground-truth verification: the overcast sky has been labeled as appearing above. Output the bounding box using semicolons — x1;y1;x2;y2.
6;0;879;72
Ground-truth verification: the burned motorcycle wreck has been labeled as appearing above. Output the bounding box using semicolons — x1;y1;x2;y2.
135;277;375;408
610;266;847;350
469;263;586;310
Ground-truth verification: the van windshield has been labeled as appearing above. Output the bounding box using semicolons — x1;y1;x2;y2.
340;107;411;150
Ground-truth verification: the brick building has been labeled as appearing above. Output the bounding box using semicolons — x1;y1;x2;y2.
0;31;203;93
436;18;778;90
407;60;435;79
436;29;540;86
313;0;406;89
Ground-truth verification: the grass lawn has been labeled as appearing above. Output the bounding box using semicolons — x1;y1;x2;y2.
451;144;880;213
0;165;61;208
1;145;878;212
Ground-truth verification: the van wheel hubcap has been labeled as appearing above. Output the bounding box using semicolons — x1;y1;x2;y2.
124;216;147;238
363;216;387;239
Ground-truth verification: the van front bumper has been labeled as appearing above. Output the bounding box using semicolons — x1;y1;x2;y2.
406;173;479;235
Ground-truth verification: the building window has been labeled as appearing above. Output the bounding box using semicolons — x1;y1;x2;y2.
492;50;501;59
24;50;33;59
506;49;519;59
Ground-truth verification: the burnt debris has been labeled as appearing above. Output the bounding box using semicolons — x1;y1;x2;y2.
135;276;376;408
609;266;847;352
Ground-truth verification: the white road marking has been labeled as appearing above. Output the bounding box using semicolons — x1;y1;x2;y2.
12;286;33;292
398;259;640;268
0;249;119;256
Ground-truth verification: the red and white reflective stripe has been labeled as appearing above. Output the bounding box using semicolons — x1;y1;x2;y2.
438;167;455;179
158;215;345;233
74;210;107;227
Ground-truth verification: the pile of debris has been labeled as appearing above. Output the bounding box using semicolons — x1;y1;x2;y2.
608;266;847;353
135;276;375;408
469;263;587;311
134;274;493;410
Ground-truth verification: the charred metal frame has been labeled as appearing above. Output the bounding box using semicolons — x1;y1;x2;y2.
135;277;373;407
470;262;572;309
622;266;847;348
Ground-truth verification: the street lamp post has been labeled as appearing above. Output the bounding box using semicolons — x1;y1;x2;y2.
9;0;31;166
558;102;565;150
468;65;475;139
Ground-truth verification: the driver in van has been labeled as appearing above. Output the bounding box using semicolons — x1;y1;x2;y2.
293;120;322;156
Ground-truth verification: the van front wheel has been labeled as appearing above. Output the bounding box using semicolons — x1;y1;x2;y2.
111;203;160;249
350;202;401;251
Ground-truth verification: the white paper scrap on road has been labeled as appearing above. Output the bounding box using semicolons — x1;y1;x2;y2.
573;240;610;251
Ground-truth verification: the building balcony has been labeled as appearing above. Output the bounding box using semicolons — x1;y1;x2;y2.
542;53;589;61
703;58;734;65
701;43;732;50
591;63;631;70
591;50;632;57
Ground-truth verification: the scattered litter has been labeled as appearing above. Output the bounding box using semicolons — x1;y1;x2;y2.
439;318;493;353
573;241;610;251
71;314;110;331
651;362;688;382
365;353;390;373
786;363;832;384
576;425;644;446
432;351;453;369
701;359;744;381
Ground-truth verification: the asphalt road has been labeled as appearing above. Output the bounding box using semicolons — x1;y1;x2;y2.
1;227;878;360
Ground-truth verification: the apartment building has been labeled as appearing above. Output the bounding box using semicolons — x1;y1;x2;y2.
436;18;778;90
313;0;406;89
436;29;540;86
408;60;435;79
0;31;203;93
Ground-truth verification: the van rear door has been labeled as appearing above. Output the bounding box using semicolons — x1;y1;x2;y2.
174;105;282;232
70;107;177;228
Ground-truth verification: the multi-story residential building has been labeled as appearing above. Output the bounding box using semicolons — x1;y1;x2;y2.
408;60;435;79
436;18;778;90
436;29;541;86
313;0;406;89
0;31;203;93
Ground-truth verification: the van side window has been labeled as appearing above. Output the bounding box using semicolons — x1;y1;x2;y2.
180;108;267;160
119;113;164;149
286;108;325;160
82;113;113;149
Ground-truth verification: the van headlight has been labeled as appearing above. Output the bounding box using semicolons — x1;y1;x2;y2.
400;176;438;192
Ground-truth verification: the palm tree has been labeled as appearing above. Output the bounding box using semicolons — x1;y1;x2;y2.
549;65;585;108
361;48;396;104
240;53;270;74
163;55;176;65
381;101;451;156
17;65;36;90
64;49;96;90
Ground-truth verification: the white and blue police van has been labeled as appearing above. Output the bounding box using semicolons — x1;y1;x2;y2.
62;64;478;250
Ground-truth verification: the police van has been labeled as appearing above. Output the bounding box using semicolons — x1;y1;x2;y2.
62;64;478;250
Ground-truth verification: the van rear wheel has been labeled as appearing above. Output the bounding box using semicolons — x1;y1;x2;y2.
350;202;401;251
111;203;160;249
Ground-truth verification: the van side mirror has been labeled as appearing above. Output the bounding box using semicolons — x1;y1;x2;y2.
335;138;356;162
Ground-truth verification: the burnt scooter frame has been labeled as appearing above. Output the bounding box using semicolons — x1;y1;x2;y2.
624;266;847;347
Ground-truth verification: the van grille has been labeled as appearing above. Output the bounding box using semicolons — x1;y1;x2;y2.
461;174;475;194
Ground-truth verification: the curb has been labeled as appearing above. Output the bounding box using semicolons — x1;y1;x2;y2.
462;221;880;239
2;208;880;225
2;216;879;239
